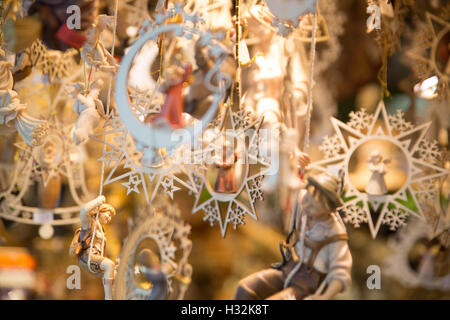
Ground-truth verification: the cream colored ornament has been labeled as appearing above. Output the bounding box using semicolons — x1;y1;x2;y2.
81;15;119;73
0;117;93;238
113;197;192;300
310;101;449;238
0;48;48;147
92;115;198;203
191;105;271;237
66;79;105;145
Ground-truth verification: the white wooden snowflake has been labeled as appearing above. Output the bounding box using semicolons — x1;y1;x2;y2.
382;208;408;231
348;109;374;131
319;134;344;158
416;140;441;165
311;101;449;238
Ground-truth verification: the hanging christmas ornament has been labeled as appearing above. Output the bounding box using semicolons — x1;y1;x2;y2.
113;197;192;300
384;220;450;291
0;116;93;238
92;115;198;203
366;0;413;98
310;101;449;238
407;12;450;100
114;3;231;165
0;48;48;147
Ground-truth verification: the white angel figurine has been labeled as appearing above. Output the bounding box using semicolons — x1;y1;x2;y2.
66;79;105;145
365;150;390;195
81;15;118;73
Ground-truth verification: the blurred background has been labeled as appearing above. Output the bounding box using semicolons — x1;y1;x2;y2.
0;0;449;300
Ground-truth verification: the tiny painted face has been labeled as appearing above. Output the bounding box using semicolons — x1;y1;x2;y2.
98;210;113;224
301;185;330;219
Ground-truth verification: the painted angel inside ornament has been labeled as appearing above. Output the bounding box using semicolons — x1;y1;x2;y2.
69;196;116;300
365;150;390;195
66;79;105;145
213;137;238;194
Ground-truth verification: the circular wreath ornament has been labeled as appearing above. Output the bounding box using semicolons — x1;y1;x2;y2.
263;0;317;36
384;220;450;291
114;5;231;165
113;199;192;300
310;101;449;239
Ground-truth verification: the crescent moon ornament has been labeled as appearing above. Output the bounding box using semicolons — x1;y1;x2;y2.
114;8;231;165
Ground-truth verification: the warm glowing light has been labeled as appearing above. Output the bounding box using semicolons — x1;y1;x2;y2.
414;75;439;99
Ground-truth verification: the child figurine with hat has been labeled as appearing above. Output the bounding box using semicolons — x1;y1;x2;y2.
233;167;352;300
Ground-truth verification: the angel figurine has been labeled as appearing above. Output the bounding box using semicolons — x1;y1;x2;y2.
69;196;116;300
66;79;105;145
149;64;192;129
365;150;390;195
81;15;118;73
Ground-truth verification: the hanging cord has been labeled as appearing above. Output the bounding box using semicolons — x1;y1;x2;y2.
87;0;119;274
105;0;119;117
302;8;318;153
284;212;307;289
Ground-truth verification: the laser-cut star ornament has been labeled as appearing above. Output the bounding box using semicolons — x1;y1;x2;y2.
310;101;449;239
191;104;270;237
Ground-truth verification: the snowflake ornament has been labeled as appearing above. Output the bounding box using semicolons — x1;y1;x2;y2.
310;101;449;238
